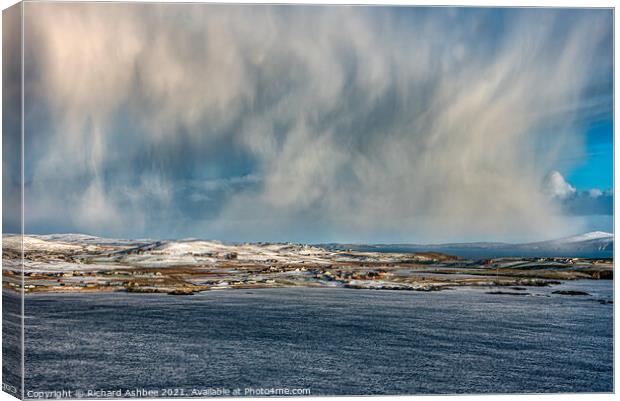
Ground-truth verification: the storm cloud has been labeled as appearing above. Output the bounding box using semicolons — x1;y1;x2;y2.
20;4;613;242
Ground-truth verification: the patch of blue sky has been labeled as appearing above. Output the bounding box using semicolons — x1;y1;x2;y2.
566;119;613;191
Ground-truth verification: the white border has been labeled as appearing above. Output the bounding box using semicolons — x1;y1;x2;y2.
0;2;616;401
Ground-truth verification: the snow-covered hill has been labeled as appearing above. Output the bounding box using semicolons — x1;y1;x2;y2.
558;231;613;242
3;231;614;262
522;231;613;253
322;232;614;258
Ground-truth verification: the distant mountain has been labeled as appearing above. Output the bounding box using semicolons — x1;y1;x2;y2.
552;231;613;243
319;231;614;259
31;233;152;246
516;231;613;254
5;231;613;259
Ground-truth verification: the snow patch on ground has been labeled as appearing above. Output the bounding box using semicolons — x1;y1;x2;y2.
3;235;83;252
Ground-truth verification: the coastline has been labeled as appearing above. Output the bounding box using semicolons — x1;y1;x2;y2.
2;234;613;296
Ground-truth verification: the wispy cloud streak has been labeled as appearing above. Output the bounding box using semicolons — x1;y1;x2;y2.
22;4;612;242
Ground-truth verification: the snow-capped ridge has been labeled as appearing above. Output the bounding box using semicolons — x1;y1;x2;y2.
553;231;613;244
152;240;229;256
3;235;83;252
36;233;104;243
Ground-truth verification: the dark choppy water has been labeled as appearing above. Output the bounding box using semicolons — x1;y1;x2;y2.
2;288;23;397
16;280;614;396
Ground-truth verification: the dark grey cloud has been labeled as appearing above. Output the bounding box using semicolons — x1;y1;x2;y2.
563;189;613;216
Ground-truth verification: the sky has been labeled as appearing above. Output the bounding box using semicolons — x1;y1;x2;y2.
3;4;614;243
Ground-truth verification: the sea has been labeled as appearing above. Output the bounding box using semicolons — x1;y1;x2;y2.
3;280;614;397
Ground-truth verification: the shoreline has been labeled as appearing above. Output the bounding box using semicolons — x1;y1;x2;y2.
2;275;609;297
2;234;613;297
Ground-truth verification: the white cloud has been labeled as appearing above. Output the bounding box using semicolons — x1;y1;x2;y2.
541;174;612;217
588;188;603;198
543;171;577;200
21;4;612;241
